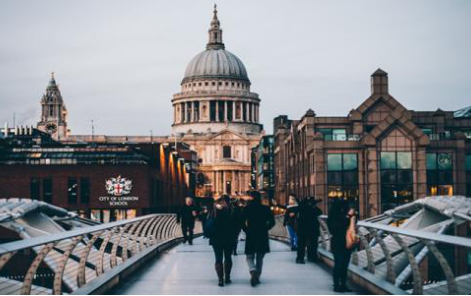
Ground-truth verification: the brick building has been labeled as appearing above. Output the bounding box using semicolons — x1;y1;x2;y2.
0;128;196;222
274;69;471;219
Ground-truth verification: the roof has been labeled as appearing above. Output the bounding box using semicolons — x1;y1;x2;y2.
183;49;249;83
0;146;149;165
455;105;471;118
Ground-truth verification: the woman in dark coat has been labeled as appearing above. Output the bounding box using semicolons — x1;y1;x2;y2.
241;191;275;286
209;195;237;286
327;199;355;293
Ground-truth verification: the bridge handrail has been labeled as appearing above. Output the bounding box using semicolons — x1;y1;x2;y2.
358;221;471;248
269;214;471;295
0;214;158;255
0;213;202;295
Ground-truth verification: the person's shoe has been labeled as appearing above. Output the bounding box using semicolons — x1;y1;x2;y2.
224;262;232;284
291;246;297;251
250;270;259;287
295;258;305;264
215;263;224;287
189;241;193;245
333;285;342;293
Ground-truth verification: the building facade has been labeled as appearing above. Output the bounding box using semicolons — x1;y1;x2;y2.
274;69;471;219
0;128;195;221
251;135;275;201
171;6;263;198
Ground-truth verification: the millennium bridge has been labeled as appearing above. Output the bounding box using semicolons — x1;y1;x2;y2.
0;196;470;294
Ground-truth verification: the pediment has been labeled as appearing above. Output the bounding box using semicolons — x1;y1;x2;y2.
207;129;249;141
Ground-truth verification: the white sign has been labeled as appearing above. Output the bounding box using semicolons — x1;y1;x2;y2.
101;176;138;206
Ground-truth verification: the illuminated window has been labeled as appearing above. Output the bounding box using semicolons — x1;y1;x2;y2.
380;152;413;212
327;153;359;212
427;153;453;196
466;155;471;196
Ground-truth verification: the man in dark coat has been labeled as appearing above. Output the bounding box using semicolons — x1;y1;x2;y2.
241;191;275;287
296;196;322;264
176;197;198;245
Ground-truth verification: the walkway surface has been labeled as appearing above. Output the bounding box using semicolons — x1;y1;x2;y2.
111;237;358;295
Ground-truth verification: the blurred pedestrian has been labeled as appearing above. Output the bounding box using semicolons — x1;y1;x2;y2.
209;194;237;286
296;196;322;264
327;199;355;293
242;191;275;287
176;197;198;245
283;194;298;251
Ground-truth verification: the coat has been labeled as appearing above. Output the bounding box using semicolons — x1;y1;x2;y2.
327;213;351;253
283;205;298;229
177;204;198;226
242;201;275;254
296;199;322;237
209;206;237;247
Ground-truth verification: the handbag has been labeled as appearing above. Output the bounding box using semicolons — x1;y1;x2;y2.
203;217;216;238
346;215;359;250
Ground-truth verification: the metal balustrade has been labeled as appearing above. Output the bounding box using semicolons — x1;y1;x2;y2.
269;213;471;294
0;214;201;295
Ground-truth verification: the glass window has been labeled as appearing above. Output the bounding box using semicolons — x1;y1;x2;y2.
223;146;231;159
80;178;90;203
343;154;358;171
30;178;40;200
437;153;452;170
397;152;412;169
43;178;53;203
381;152;396;169
426;153;437;170
327;154;342;171
466;155;471;171
332;129;347;141
422;128;433;136
68;178;78;204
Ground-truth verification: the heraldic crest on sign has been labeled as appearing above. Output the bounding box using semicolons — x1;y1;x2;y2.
105;175;132;196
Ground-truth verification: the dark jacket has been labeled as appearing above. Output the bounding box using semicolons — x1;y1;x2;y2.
242;201;275;254
177;204;198;226
283;205;298;229
296;198;322;237
327;215;350;253
209;206;237;246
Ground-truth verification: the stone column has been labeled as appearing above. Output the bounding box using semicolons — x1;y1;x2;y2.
222;170;226;194
232;101;236;122
215;171;219;194
224;101;228;121
215;101;219;122
191;101;195;122
245;102;250;122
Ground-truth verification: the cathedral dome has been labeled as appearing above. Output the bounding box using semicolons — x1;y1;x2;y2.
181;5;249;84
183;49;249;83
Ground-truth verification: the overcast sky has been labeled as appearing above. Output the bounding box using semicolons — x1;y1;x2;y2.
1;1;470;136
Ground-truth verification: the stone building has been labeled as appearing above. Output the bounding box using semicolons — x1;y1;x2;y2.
36;72;69;140
274;69;471;219
30;6;262;200
171;5;263;198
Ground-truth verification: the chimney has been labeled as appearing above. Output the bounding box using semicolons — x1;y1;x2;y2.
371;68;388;95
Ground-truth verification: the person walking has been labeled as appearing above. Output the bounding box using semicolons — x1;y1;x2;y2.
232;198;244;255
176;197;198;245
283;194;299;251
296;196;322;264
327;199;355;293
209;195;237;287
241;191;275;287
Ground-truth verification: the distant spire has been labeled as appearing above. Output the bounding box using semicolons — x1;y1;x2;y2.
207;4;225;50
48;71;57;88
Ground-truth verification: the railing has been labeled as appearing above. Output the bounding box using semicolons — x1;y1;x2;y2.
269;215;471;294
0;214;200;295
